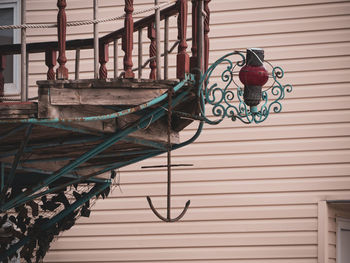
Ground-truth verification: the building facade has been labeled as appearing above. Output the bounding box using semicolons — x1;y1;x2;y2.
4;0;350;262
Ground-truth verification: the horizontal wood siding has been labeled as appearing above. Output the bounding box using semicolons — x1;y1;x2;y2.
22;0;350;262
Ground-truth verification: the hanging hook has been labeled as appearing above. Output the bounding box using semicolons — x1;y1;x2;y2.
146;87;191;222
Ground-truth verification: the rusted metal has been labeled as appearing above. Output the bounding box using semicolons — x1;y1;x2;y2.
56;0;69;80
146;87;191;222
142;164;193;168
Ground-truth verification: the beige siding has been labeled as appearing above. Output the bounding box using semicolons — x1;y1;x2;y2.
22;0;350;262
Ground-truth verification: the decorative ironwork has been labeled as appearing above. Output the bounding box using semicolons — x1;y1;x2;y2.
198;50;293;124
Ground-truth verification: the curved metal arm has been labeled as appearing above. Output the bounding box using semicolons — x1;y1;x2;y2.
147;196;190;222
197;50;293;124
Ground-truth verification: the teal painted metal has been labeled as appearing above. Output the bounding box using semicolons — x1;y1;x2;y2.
0;124;27;141
198;51;292;124
0;77;192;212
122;136;167;151
2;125;33;197
2;163;108;184
38;123;104;135
0;162;4;192
0;135;104;158
0;181;110;262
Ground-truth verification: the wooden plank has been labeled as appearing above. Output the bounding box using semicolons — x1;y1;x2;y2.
76;204;317;224
50;232;317;250
44;245;317;262
49;87;165;105
65;218;317;237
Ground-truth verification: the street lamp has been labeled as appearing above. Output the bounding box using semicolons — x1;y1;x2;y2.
199;48;292;124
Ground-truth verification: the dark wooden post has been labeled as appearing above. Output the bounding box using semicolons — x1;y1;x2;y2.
148;23;156;80
177;0;190;80
0;55;5;99
122;0;135;78
99;43;109;79
204;0;211;72
56;0;68;80
45;49;57;80
190;0;198;72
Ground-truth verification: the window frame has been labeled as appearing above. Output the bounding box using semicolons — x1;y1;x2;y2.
0;0;20;95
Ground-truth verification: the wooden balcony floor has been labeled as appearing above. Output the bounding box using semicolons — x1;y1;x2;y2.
0;78;197;185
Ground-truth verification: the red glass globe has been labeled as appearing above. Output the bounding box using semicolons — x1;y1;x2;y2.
239;65;269;86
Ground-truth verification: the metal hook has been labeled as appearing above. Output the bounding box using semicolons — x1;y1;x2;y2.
146;196;190;222
146;87;190;222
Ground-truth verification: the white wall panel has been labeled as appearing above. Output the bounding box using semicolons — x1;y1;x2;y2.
22;0;350;262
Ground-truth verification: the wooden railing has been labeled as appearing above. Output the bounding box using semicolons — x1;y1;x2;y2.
0;0;210;102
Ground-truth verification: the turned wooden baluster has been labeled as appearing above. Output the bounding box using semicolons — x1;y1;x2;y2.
148;23;157;80
190;0;198;72
204;0;211;72
122;0;135;78
0;55;5;99
56;0;68;80
45;49;57;80
177;0;190;80
99;43;109;79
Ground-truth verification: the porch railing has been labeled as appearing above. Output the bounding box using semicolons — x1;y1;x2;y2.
0;0;211;103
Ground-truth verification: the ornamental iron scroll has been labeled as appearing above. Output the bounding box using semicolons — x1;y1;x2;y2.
198;48;293;124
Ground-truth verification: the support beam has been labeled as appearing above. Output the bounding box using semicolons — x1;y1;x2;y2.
94;0;99;79
1;125;32;196
21;0;27;102
0;125;27;141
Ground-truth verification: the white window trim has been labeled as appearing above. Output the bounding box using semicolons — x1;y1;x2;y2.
337;217;350;263
0;0;20;95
